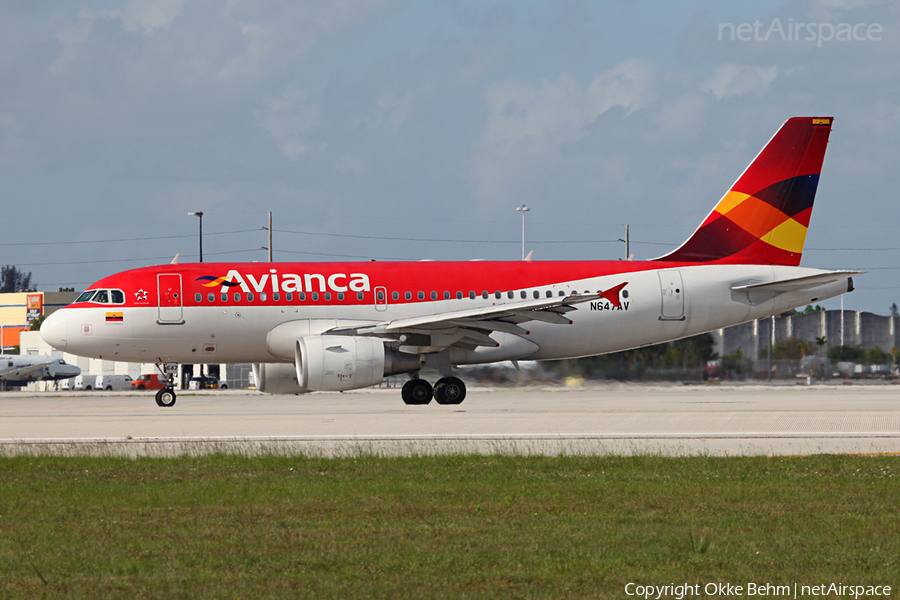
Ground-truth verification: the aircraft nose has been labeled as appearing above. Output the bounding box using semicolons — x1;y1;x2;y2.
41;311;67;352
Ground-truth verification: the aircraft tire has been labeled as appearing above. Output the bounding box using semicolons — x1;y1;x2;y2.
434;377;466;405
401;379;433;405
155;388;177;408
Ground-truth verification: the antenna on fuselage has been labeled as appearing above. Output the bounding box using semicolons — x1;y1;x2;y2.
171;253;180;264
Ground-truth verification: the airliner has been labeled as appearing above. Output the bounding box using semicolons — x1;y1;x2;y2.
41;117;859;407
0;354;81;391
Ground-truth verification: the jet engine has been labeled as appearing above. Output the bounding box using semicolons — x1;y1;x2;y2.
295;335;420;392
255;336;421;394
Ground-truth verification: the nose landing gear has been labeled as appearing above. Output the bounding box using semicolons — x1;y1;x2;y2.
154;361;179;407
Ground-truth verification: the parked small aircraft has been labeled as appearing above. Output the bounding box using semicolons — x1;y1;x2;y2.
41;117;858;407
0;354;81;390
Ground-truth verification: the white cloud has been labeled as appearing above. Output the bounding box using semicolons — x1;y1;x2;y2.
49;15;93;76
471;58;655;200
103;0;187;35
256;90;322;160
809;0;891;21
700;64;779;100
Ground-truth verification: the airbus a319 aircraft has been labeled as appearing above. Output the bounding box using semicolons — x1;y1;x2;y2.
41;117;859;407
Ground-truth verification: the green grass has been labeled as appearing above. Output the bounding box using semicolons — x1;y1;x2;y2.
0;454;898;598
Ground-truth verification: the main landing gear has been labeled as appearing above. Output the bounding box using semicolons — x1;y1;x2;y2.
154;362;178;408
401;376;466;406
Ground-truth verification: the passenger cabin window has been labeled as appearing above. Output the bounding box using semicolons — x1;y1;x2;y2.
221;293;228;302
247;293;254;302
481;291;488;299
533;290;540;299
520;291;527;299
377;291;384;301
456;292;463;299
444;292;450;300
234;293;241;302
507;291;514;299
405;292;412;300
392;292;399;301
469;291;475;299
208;293;215;302
273;293;280;301
337;293;344;301
195;293;202;302
260;293;267;302
359;292;365;301
312;292;319;301
325;292;332;301
287;293;294;301
495;291;501;299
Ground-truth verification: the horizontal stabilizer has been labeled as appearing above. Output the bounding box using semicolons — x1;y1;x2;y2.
731;270;861;306
731;271;862;294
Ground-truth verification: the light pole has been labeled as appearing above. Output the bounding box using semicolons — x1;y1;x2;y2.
516;204;530;260
188;211;203;262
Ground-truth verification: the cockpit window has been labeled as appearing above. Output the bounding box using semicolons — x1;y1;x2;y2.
75;289;125;304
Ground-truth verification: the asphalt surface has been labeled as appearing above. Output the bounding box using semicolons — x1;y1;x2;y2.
1;382;899;457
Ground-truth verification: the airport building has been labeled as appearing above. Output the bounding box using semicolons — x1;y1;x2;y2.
712;309;900;359
0;290;78;352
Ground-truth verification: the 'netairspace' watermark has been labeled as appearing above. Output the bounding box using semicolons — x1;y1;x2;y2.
718;18;882;47
625;582;893;599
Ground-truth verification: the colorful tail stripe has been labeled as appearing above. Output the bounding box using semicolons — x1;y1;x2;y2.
658;117;832;266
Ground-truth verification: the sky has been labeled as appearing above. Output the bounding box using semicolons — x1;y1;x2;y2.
1;0;898;314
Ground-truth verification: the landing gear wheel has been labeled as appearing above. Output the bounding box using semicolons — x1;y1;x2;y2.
155;388;177;408
434;377;466;405
401;379;433;405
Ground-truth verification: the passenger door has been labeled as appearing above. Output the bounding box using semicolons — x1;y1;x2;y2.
157;273;184;324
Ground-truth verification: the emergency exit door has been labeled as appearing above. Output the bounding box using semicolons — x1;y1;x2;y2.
157;273;184;323
658;270;685;320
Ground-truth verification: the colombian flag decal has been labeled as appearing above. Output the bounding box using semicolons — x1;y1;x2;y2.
196;276;241;288
812;118;831;126
106;312;124;323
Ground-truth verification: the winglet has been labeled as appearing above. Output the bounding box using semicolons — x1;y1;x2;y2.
599;282;628;308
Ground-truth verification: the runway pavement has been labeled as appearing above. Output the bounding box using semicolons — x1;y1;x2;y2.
1;382;899;457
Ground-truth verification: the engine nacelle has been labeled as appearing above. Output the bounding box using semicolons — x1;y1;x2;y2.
252;362;306;395
294;335;421;392
296;335;386;392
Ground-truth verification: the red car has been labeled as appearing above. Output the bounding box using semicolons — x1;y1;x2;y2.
131;374;165;390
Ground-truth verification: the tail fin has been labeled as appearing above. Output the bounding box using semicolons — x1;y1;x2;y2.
657;116;833;266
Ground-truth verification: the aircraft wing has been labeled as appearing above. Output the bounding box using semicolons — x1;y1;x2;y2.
329;293;606;348
0;361;53;381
